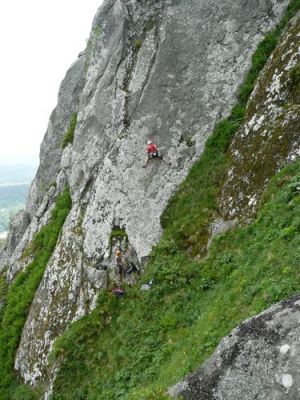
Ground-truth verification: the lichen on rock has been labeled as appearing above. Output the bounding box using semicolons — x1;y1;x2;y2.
1;0;295;392
220;13;300;221
170;295;300;400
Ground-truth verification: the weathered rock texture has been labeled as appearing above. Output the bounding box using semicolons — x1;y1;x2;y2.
0;210;30;273
0;0;292;388
170;13;300;399
170;294;300;400
220;12;300;221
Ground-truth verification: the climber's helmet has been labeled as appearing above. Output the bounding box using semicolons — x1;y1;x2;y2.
147;140;152;145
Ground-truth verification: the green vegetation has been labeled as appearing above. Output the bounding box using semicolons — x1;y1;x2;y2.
86;27;101;56
0;1;298;399
50;161;300;400
61;113;77;149
0;188;72;400
289;60;300;95
85;26;102;72
109;228;128;249
93;26;101;39
134;39;142;50
239;0;300;104
0;274;8;323
143;20;155;33
133;19;157;53
49;3;300;399
290;61;300;84
161;0;300;257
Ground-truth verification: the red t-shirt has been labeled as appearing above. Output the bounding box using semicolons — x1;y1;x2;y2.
147;143;158;154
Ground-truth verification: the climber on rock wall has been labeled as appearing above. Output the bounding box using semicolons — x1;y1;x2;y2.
124;247;140;277
143;140;170;168
115;249;125;281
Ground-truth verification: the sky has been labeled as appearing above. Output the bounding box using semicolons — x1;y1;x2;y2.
0;0;104;166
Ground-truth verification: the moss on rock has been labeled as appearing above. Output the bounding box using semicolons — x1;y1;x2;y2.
220;14;300;221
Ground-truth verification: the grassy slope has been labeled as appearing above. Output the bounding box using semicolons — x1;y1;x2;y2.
50;160;300;400
49;1;300;399
0;188;72;400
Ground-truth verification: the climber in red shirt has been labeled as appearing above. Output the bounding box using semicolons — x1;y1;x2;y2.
147;142;158;155
143;140;170;168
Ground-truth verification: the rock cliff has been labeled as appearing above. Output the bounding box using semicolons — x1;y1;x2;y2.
0;0;297;394
170;295;300;399
170;10;300;400
220;11;300;221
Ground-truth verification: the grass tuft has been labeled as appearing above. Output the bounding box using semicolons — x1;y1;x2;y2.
61;113;77;149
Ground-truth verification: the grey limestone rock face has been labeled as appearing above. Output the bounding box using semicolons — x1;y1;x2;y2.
6;210;30;253
0;210;30;273
14;210;102;385
0;56;86;279
2;185;57;281
10;0;291;388
26;56;86;218
169;294;300;400
70;0;289;265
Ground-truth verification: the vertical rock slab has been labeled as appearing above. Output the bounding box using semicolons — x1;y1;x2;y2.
0;55;87;279
12;0;290;388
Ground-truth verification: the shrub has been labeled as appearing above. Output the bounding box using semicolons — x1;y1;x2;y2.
134;39;142;50
109;227;128;250
61;113;77;149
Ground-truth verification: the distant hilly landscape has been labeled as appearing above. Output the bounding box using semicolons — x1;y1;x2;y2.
0;164;37;186
0;164;37;234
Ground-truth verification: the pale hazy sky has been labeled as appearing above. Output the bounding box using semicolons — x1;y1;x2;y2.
0;0;104;166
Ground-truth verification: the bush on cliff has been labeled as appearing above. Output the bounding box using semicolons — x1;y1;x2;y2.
61;113;77;149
